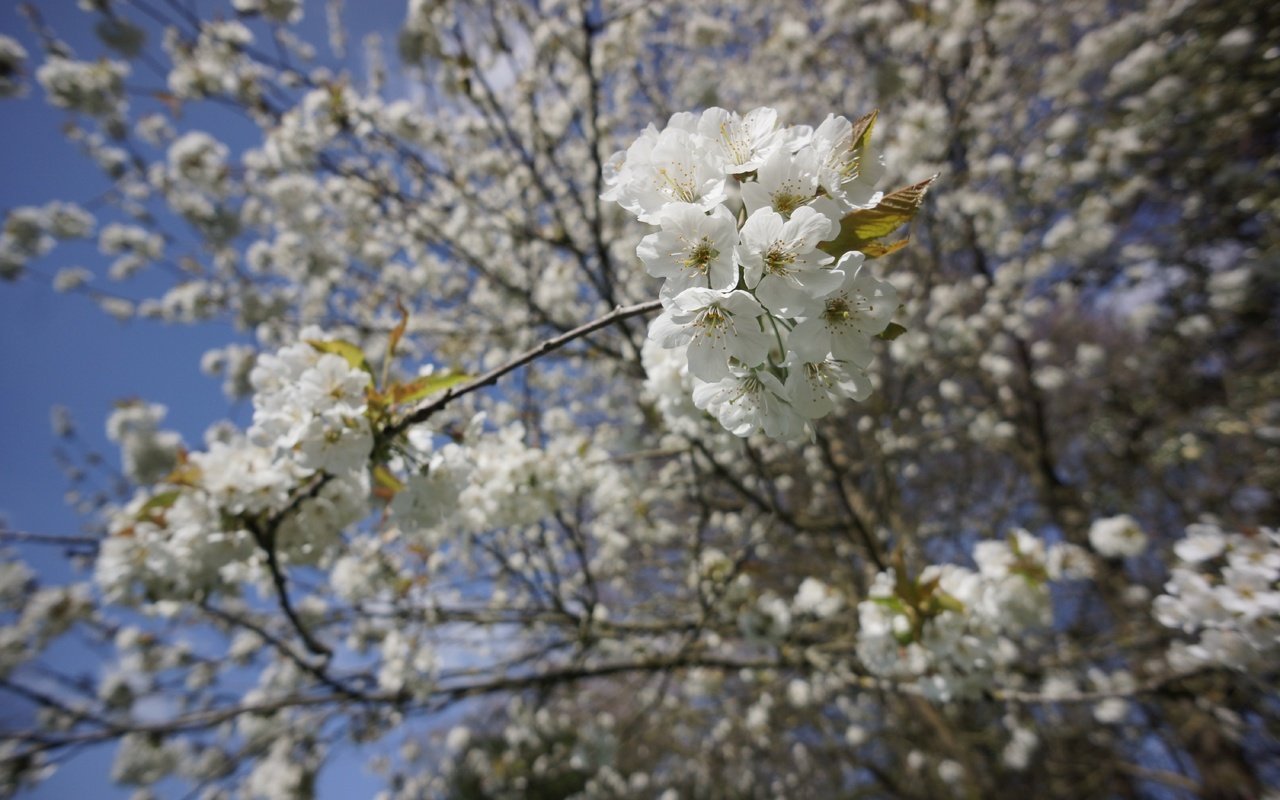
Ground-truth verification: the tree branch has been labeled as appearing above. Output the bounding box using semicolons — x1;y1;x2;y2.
387;299;662;437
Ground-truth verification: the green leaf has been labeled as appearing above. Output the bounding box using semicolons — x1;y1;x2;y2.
860;237;911;259
819;174;938;258
372;465;404;500
871;595;908;616
851;110;877;153
877;322;908;341
387;299;409;364
136;490;181;519
389;372;471;407
917;573;943;599
307;339;374;378
162;460;202;487
846;110;878;180
373;465;404;490
382;298;410;390
933;592;966;614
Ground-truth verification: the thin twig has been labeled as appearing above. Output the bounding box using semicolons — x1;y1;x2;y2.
388;299;662;437
0;529;100;548
245;517;333;658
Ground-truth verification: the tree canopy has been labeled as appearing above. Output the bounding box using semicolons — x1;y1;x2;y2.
0;1;1277;798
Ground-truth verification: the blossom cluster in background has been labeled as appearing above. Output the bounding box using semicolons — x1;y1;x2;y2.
1156;522;1280;672
856;530;1092;700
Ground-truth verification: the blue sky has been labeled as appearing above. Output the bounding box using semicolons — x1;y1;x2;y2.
0;2;411;796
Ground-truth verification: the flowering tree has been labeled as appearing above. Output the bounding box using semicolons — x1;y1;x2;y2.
1;1;1277;798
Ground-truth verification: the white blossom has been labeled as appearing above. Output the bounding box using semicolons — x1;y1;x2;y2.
1087;514;1148;558
783;356;872;419
740;146;822;218
810;113;885;210
696;106;786;174
36;57;129;117
787;253;898;365
692;367;804;440
648;288;772;382
637;202;739;296
602;121;727;224
736;206;838;316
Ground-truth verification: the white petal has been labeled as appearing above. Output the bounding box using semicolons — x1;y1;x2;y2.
755;275;811;316
801;267;846;300
687;333;732;381
787;317;832;362
647;311;692;348
784;205;835;251
831;330;874;368
740;181;772;217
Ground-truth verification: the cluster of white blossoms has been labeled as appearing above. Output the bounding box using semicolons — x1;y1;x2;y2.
99;222;164;281
96;332;373;602
604;107;906;439
35;56;129;118
163;20;261;102
165;131;231;190
856;530;1092;700
106;402;184;486
0;571;92;679
247;333;375;475
1154;521;1280;672
387;410;647;563
0;201;95;280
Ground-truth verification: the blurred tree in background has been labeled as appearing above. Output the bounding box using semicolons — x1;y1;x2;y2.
0;0;1276;797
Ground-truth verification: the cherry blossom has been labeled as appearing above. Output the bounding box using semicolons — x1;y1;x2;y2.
787;252;899;365
648;288;772;381
637;202;739;295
